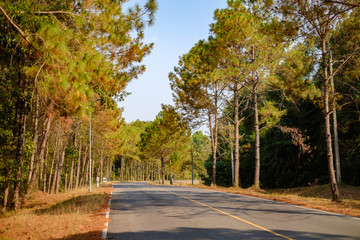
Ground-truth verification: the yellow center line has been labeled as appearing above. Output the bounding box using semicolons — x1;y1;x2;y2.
156;187;294;240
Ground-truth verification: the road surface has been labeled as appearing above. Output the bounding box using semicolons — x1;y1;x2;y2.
107;182;360;240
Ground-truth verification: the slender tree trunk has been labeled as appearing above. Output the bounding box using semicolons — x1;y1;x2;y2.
142;163;145;181
50;158;58;194
208;109;218;187
51;134;63;194
48;144;57;193
100;145;103;184
322;39;340;202
233;83;240;188
91;152;95;186
26;114;52;198
161;157;165;184
80;147;88;187
42;131;50;192
126;161;129;181
169;158;173;185
28;92;40;184
147;162;149;181
85;158;89;186
56;140;66;194
253;82;260;189
2;175;11;213
43;158;47;193
68;159;74;190
151;162;154;181
329;51;341;183
64;156;68;192
75;144;82;189
121;156;125;182
107;157;110;180
12;95;28;211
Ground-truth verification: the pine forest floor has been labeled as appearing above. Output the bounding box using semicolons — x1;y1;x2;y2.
0;184;113;240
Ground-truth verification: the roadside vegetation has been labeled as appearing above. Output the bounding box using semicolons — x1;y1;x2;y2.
0;184;112;240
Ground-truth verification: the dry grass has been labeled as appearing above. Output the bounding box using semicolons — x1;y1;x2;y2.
0;184;113;240
179;183;360;218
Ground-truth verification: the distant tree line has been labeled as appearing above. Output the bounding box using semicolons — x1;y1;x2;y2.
114;106;211;185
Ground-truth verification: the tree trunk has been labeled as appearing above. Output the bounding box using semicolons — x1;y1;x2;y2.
322;39;340;202
121;156;125;182
329;51;341;183
68;160;75;190
161;157;165;184
48;145;57;193
43;158;47;193
100;145;104;184
12;95;28;211
55;141;66;194
51;135;62;194
208;108;219;187
80;147;88;187
75;144;82;189
42;132;50;192
68;158;74;191
253;82;260;189
2;176;11;213
26;114;52;199
64;156;68;192
233;83;240;188
85;157;89;186
169;158;173;185
28;92;40;185
107;157;110;180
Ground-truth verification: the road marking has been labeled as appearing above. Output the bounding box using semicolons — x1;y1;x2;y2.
102;228;107;239
102;191;113;239
157;187;294;240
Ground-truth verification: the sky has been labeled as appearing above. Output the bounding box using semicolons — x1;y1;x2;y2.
118;0;228;123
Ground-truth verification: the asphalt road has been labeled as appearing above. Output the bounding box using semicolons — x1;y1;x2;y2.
107;182;360;240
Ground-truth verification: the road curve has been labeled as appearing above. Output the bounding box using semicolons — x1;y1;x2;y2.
107;182;360;240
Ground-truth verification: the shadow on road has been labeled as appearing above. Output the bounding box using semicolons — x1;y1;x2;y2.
51;230;102;240
107;227;352;240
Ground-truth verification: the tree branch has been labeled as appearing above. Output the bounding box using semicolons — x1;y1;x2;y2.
0;5;36;50
325;0;360;7
33;11;74;15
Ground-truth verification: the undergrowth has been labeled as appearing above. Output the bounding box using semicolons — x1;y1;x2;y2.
35;193;107;215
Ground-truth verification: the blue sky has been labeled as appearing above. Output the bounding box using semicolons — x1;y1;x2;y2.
118;0;228;123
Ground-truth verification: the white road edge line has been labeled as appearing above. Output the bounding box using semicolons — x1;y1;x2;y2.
102;228;107;239
102;191;112;239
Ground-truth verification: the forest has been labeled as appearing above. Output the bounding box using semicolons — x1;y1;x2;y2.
0;0;360;213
